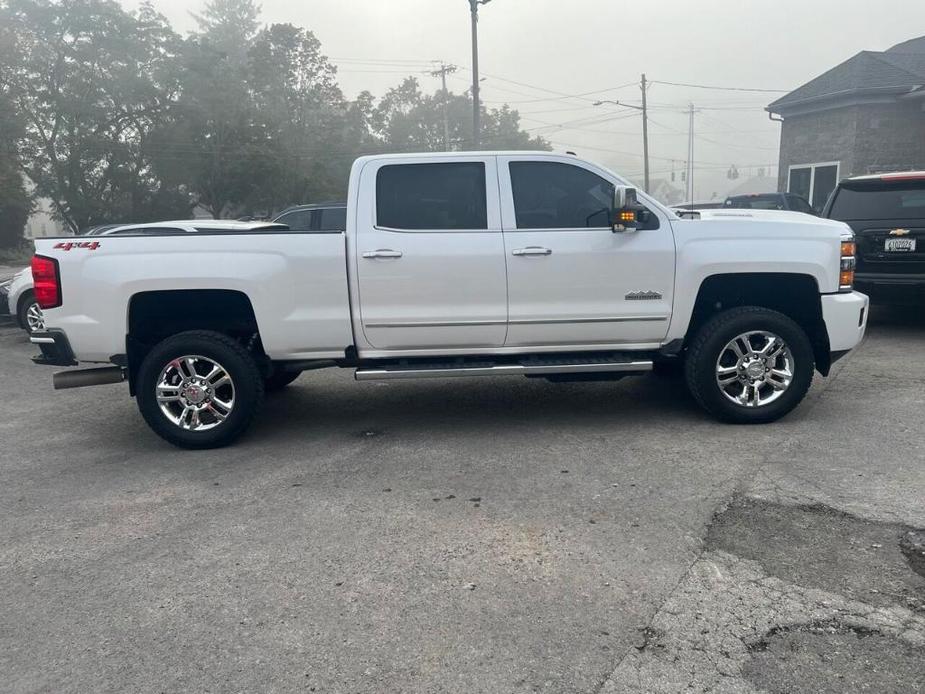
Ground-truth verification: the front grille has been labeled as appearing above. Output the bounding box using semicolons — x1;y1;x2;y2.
856;226;925;274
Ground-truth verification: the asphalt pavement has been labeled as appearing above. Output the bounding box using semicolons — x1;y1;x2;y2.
1;306;922;693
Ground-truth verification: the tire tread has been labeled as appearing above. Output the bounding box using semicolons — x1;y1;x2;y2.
684;306;814;423
136;330;264;449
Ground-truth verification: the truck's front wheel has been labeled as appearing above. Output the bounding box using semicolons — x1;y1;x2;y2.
684;307;815;424
136;330;264;449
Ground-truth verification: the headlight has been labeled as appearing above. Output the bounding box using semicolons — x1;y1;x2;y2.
839;236;856;292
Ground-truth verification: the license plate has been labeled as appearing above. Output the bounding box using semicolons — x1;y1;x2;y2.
885;238;916;252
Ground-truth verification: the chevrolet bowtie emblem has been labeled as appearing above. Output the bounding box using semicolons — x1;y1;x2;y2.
890;228;911;236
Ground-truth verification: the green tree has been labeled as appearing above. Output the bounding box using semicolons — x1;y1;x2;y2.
373;77;550;152
0;0;190;231
154;0;272;217
246;23;352;210
0;91;31;249
191;0;259;65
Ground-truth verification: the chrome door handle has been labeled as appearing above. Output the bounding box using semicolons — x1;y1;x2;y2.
512;246;552;256
362;249;403;259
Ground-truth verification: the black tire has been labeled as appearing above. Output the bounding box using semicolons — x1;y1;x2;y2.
17;291;43;334
136;330;264;449
684;306;815;424
264;367;302;392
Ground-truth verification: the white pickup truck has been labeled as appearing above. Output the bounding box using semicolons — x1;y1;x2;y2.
30;152;868;448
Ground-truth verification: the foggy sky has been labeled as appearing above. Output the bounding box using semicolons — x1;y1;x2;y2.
122;0;925;200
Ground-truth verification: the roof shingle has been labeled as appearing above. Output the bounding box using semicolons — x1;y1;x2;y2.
767;37;925;114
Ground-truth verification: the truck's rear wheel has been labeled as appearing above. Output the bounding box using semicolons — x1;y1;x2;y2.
684;306;814;424
136;330;264;449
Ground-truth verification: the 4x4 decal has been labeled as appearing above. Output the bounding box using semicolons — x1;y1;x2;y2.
53;241;100;251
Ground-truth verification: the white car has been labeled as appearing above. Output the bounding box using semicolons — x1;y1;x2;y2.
2;267;44;333
88;219;286;236
4;220;284;334
31;151;868;448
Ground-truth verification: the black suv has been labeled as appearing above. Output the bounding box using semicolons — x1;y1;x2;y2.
824;172;925;301
272;202;347;231
724;193;816;214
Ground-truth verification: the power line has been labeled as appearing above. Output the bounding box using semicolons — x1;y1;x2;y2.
475;71;637;102
522;110;639;133
516;104;603;115
330;57;440;65
460;67;638;105
649;79;789;93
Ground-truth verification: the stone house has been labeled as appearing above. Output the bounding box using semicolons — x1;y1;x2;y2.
767;35;925;210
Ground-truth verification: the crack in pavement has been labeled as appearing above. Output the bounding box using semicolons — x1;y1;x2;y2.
592;352;924;693
599;550;925;693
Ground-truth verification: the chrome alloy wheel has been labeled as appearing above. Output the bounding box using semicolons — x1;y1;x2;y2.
715;331;794;408
155;355;235;431
26;302;45;332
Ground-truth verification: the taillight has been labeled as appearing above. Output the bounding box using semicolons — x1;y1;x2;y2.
31;255;62;309
839;237;856;292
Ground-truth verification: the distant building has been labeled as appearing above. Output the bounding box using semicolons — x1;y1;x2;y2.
22;177;66;239
767;35;925;209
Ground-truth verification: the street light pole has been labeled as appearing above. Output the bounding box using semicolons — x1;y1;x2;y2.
640;73;649;194
593;90;650;194
469;0;491;150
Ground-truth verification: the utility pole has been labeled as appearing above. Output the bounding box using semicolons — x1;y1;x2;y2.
640;73;650;194
686;103;696;202
469;0;491;149
430;62;458;151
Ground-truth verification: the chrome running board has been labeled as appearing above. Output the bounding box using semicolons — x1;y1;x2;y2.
354;355;653;381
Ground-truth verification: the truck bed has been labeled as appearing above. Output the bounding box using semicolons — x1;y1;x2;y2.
33;231;354;363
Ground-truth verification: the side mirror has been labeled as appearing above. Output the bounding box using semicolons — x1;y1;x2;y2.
612;186;643;232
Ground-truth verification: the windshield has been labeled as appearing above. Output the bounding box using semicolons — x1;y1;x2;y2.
829;181;925;221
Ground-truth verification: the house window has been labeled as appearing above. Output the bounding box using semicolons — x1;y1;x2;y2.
788;162;840;212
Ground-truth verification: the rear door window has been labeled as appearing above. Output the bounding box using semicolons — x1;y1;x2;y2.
376;162;487;230
829;182;925;220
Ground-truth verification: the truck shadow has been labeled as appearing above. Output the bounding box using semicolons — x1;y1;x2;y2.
253;370;715;444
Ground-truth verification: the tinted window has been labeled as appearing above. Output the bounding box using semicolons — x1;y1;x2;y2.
510;162;614;229
376;162;487;230
319;207;347;230
275;210;314;230
726;195;784;210
829;181;925;221
787;195;815;214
